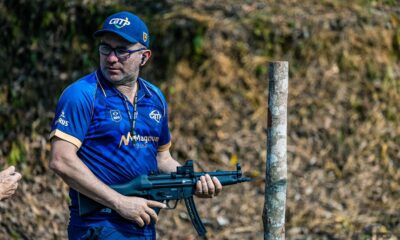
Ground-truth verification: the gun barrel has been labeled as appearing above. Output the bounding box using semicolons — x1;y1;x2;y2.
213;175;252;186
238;177;252;183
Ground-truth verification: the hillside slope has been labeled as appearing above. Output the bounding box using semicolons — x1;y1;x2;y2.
0;0;399;239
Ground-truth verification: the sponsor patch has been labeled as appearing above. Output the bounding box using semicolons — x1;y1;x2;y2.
119;132;160;148
110;110;122;122
149;110;161;123
57;111;69;126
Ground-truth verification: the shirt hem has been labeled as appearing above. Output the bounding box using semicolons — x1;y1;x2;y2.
157;142;171;152
50;129;82;148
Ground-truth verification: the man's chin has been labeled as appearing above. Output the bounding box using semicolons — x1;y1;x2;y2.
105;74;123;83
106;76;134;86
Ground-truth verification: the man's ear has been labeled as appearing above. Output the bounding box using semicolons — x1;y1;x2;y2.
140;50;152;66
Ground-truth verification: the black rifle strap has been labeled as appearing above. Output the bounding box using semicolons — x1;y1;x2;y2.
184;197;207;237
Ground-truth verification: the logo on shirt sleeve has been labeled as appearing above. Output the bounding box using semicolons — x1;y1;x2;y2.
149;110;161;123
110;110;122;122
57;111;69;126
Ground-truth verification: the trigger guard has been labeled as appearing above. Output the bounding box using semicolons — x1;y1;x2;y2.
166;200;179;209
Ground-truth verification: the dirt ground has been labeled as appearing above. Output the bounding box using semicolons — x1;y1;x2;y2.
0;0;399;239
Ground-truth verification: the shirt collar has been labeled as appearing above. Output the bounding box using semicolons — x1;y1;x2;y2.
96;69;152;99
137;77;153;98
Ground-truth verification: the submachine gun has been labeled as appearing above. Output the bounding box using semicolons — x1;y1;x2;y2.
78;160;251;237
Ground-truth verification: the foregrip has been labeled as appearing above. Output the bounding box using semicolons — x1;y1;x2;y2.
184;197;207;237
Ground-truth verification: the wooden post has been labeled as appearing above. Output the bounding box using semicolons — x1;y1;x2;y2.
263;61;288;239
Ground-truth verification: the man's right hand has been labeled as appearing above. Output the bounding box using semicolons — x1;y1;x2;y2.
114;196;166;227
0;166;22;200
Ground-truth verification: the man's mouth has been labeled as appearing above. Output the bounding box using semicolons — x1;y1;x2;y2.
107;68;120;74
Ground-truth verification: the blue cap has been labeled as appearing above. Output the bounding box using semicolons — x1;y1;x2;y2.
94;11;150;48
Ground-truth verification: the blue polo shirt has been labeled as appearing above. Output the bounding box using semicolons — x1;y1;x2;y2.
50;70;171;237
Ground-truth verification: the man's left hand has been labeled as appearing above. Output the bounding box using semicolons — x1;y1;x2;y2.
195;174;222;198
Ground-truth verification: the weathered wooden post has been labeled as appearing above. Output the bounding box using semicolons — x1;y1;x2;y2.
263;61;288;239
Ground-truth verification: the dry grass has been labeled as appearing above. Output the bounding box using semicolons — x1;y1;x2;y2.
0;0;399;239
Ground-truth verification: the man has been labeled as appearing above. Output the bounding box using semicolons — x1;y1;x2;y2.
0;166;21;200
49;11;222;239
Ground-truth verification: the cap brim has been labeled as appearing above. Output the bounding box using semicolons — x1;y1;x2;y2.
93;29;139;44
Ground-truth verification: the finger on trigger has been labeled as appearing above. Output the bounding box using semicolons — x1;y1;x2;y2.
147;200;167;209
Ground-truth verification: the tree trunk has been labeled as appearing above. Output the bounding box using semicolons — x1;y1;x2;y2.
263;61;288;240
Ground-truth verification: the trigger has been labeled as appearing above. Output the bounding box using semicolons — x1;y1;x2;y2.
166;200;179;209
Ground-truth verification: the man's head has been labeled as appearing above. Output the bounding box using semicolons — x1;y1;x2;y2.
94;12;151;84
94;11;150;48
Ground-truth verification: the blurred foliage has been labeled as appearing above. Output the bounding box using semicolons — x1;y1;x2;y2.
0;0;399;239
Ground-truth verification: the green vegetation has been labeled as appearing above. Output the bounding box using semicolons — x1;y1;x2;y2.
0;0;399;239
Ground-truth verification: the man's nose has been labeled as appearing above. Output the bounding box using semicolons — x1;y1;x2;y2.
106;50;119;62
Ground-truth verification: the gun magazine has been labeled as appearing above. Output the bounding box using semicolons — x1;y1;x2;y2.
184;197;207;237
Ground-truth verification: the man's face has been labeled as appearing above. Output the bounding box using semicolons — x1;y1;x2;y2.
99;33;147;85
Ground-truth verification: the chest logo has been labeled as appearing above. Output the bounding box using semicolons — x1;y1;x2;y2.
110;110;122;122
149;110;161;123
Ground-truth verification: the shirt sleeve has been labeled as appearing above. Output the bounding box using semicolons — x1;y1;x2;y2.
157;100;171;152
49;82;94;148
